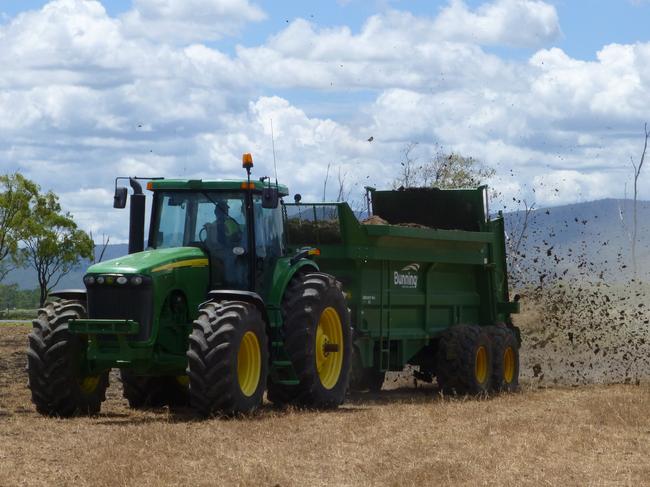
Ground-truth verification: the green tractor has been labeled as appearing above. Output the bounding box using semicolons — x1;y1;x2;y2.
27;154;352;416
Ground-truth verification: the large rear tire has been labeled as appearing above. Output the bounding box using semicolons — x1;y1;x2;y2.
186;300;268;416
267;272;352;408
488;326;520;393
436;325;492;396
27;300;108;417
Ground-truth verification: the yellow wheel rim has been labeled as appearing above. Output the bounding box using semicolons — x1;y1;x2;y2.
237;331;261;397
475;346;488;384
503;347;515;384
176;375;189;387
316;307;344;390
79;376;100;395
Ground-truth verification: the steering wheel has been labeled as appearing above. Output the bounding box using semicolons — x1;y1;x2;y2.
199;225;208;243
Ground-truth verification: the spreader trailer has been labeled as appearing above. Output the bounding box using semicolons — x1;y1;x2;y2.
284;186;521;394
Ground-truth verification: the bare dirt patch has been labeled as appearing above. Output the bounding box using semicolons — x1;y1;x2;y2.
1;324;649;486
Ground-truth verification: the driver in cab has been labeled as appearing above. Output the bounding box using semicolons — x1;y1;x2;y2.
203;200;242;247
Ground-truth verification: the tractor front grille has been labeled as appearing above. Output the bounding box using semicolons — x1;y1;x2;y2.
87;283;154;341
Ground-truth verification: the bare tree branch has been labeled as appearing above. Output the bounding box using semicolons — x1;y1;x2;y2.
631;122;648;276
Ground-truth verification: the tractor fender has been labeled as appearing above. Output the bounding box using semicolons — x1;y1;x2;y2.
48;289;87;302
203;290;269;325
267;258;319;308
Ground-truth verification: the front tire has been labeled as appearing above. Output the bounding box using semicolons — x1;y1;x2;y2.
268;272;352;408
27;300;108;417
186;300;268;416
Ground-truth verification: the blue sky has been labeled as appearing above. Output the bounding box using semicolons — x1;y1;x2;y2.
1;0;650;241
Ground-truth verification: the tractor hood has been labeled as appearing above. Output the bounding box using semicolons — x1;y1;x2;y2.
87;247;208;276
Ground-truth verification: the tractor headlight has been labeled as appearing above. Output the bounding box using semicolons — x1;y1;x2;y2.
96;276;105;285
131;276;143;286
83;275;95;285
116;276;128;285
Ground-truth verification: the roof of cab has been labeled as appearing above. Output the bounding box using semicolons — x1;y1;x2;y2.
149;179;289;196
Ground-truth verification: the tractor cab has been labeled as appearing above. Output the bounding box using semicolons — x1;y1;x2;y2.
147;179;287;296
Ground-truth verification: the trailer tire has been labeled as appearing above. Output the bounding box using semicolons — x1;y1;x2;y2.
270;272;352;408
186;300;268;416
436;325;492;396
120;371;189;408
27;300;109;417
488;326;520;393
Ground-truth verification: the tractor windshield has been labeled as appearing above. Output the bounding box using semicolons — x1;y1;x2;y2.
151;191;248;288
150;190;285;292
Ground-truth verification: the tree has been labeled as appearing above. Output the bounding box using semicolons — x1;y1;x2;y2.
630;123;648;276
21;190;94;306
0;174;39;282
393;143;495;189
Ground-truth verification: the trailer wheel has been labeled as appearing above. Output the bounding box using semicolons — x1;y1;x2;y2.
27;300;109;417
435;325;492;396
186;300;268;416
120;371;189;408
269;272;352;408
488;326;520;393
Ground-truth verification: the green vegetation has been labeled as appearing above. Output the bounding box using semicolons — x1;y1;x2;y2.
0;173;93;306
0;284;38;320
0;284;39;309
393;142;495;189
0;174;39;281
21;190;93;306
0;310;35;321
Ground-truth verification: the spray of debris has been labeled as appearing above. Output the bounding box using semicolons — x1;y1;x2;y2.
507;201;650;386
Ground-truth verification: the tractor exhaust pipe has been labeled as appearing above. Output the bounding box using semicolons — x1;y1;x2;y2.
128;178;145;254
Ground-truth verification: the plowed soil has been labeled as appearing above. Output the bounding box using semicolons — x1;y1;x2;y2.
1;322;649;487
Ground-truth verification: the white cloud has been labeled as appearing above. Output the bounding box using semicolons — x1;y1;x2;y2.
121;0;265;44
532;170;613;206
434;0;561;48
1;0;650;246
237;11;521;91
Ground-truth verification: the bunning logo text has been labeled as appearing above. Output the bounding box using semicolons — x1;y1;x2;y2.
394;263;419;288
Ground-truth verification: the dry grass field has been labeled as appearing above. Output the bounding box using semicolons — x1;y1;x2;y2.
1;323;649;487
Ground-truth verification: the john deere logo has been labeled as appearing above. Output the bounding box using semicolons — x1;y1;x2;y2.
394;263;419;288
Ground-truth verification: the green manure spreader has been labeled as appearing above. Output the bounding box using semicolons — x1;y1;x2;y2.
284;186;521;395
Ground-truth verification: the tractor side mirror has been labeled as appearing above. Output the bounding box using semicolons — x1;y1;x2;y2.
262;187;279;209
113;186;128;209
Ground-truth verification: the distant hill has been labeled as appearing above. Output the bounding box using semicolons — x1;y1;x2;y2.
5;244;129;290
4;199;650;290
504;198;650;285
